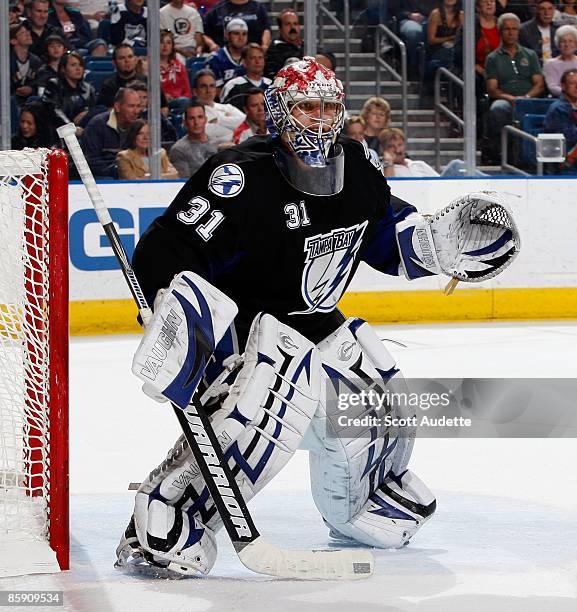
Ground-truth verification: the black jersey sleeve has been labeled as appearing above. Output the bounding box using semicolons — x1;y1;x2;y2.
132;150;250;307
341;138;418;276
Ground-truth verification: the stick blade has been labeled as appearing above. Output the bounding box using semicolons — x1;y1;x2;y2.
237;537;374;580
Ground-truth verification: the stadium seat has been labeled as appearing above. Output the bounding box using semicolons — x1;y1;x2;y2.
169;110;185;139
186;57;206;70
134;47;148;56
85;58;114;72
519;113;547;165
187;57;207;89
85;70;115;92
514;98;555;122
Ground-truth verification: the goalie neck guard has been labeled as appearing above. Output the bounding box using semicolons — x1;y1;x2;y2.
265;56;346;196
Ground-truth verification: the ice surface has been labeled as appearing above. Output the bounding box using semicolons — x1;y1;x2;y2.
1;321;576;611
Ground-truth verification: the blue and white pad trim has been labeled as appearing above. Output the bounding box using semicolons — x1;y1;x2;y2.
305;318;435;548
132;271;238;409
395;213;442;280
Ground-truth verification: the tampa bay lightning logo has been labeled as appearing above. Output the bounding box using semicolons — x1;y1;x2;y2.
208;164;245;198
362;140;383;172
290;221;368;315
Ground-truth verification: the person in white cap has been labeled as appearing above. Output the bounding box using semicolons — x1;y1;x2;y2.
206;17;248;91
203;0;271;49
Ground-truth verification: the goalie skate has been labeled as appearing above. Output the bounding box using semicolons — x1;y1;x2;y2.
114;518;187;580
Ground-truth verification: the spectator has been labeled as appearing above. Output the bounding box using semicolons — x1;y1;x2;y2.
96;44;169;113
264;9;303;79
169;102;218;178
221;42;271;110
47;0;92;50
82;87;141;178
117;119;178;180
360;96;391;153
36;34;67;91
206;18;248;90
160;0;204;58
379;128;439;176
544;68;577;170
11;101;58;149
68;0;108;31
232;88;267;143
86;38;108;56
555;0;577;26
127;82;177;145
315;50;337;72
343;114;383;170
24;0;63;58
544;25;577;96
379;127;483;176
97;43;141;108
110;0;147;47
10;22;42;108
389;0;437;77
41;50;96;132
356;0;392;53
343;115;367;143
192;68;245;137
423;0;463;99
519;0;559;63
496;0;533;23
160;30;192;111
476;0;501;78
203;0;271;50
427;0;464;68
9;1;24;25
485;13;544;157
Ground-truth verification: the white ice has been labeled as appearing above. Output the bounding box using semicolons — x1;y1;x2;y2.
1;321;576;611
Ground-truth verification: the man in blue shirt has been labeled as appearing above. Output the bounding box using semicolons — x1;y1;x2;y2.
206;18;247;91
545;68;577;170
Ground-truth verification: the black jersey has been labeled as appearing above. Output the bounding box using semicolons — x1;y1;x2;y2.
132;136;415;346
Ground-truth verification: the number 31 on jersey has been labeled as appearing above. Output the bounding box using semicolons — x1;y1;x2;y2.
285;201;310;230
177;196;224;242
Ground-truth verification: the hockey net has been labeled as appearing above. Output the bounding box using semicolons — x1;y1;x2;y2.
0;149;69;577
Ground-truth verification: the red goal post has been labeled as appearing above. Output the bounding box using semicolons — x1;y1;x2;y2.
0;148;69;576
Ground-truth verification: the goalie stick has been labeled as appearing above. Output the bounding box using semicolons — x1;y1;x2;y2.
56;124;374;581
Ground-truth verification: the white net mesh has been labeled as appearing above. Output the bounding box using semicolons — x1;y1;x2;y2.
0;149;51;545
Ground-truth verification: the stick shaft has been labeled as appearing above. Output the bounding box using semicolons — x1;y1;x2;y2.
57;124;152;321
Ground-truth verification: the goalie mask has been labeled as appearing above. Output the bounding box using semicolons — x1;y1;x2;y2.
265;56;346;196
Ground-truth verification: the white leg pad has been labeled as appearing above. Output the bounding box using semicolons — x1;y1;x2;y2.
127;313;322;575
307;318;436;548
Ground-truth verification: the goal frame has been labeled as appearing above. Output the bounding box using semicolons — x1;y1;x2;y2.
0;148;69;572
45;149;69;571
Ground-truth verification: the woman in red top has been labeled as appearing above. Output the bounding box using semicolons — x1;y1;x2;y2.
476;0;500;78
160;30;192;112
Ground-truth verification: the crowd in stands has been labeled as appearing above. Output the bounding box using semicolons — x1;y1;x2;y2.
8;0;577;177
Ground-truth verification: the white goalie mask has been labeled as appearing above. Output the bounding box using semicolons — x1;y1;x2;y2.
265;57;346;195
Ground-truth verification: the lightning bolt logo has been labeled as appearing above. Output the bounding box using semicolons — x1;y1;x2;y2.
291;221;368;315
